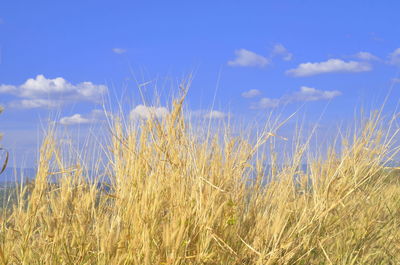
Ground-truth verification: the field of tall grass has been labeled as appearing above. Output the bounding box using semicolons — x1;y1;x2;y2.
0;89;400;264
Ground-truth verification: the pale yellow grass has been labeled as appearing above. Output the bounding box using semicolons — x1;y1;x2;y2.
0;92;399;264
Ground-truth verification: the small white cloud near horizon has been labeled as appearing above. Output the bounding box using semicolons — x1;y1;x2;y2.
286;59;371;77
228;49;269;67
112;48;127;54
59;109;108;125
90;109;108;119
60;114;91;125
251;86;341;109
189;109;229;119
9;99;60;109
204;110;227;119
290;86;342;102
241;89;261;98
0;75;107;109
389;48;400;65
251;98;280;109
130;105;169;120
355;51;379;61
271;44;293;61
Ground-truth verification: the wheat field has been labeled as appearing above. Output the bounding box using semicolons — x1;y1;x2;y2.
0;91;399;264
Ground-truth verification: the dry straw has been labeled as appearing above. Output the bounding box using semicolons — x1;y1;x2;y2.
0;86;399;264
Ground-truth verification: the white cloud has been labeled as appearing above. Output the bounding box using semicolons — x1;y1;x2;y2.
251;98;280;109
392;78;400;83
389;48;400;65
59;109;107;125
18;75;106;99
204;110;227;119
0;85;16;93
130;105;169;120
112;48;127;54
241;89;261;98
251;86;341;109
355;52;379;61
60;114;91;125
271;44;293;61
9;99;60;109
228;49;269;67
289;86;342;102
89;109;107;119
286;59;371;77
0;75;107;108
189;109;228;119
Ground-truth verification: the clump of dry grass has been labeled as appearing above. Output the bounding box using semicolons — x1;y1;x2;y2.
0;90;399;264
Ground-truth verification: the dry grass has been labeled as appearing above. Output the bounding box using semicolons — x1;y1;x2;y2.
0;91;400;264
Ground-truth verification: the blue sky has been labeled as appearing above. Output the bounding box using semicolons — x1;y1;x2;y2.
1;1;400;167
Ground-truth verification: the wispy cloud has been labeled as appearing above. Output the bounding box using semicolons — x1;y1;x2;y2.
251;98;280;109
112;48;127;54
355;52;379;61
228;49;269;67
369;32;384;42
388;48;400;65
286;59;371;77
60;114;91;125
190;109;229;119
251;86;341;109
0;75;107;108
9;99;60;109
130;105;169;120
241;89;261;98
271;44;292;61
204;110;227;119
288;86;342;102
59;109;107;125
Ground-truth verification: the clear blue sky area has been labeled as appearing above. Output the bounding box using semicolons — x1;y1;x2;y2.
1;1;400;167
